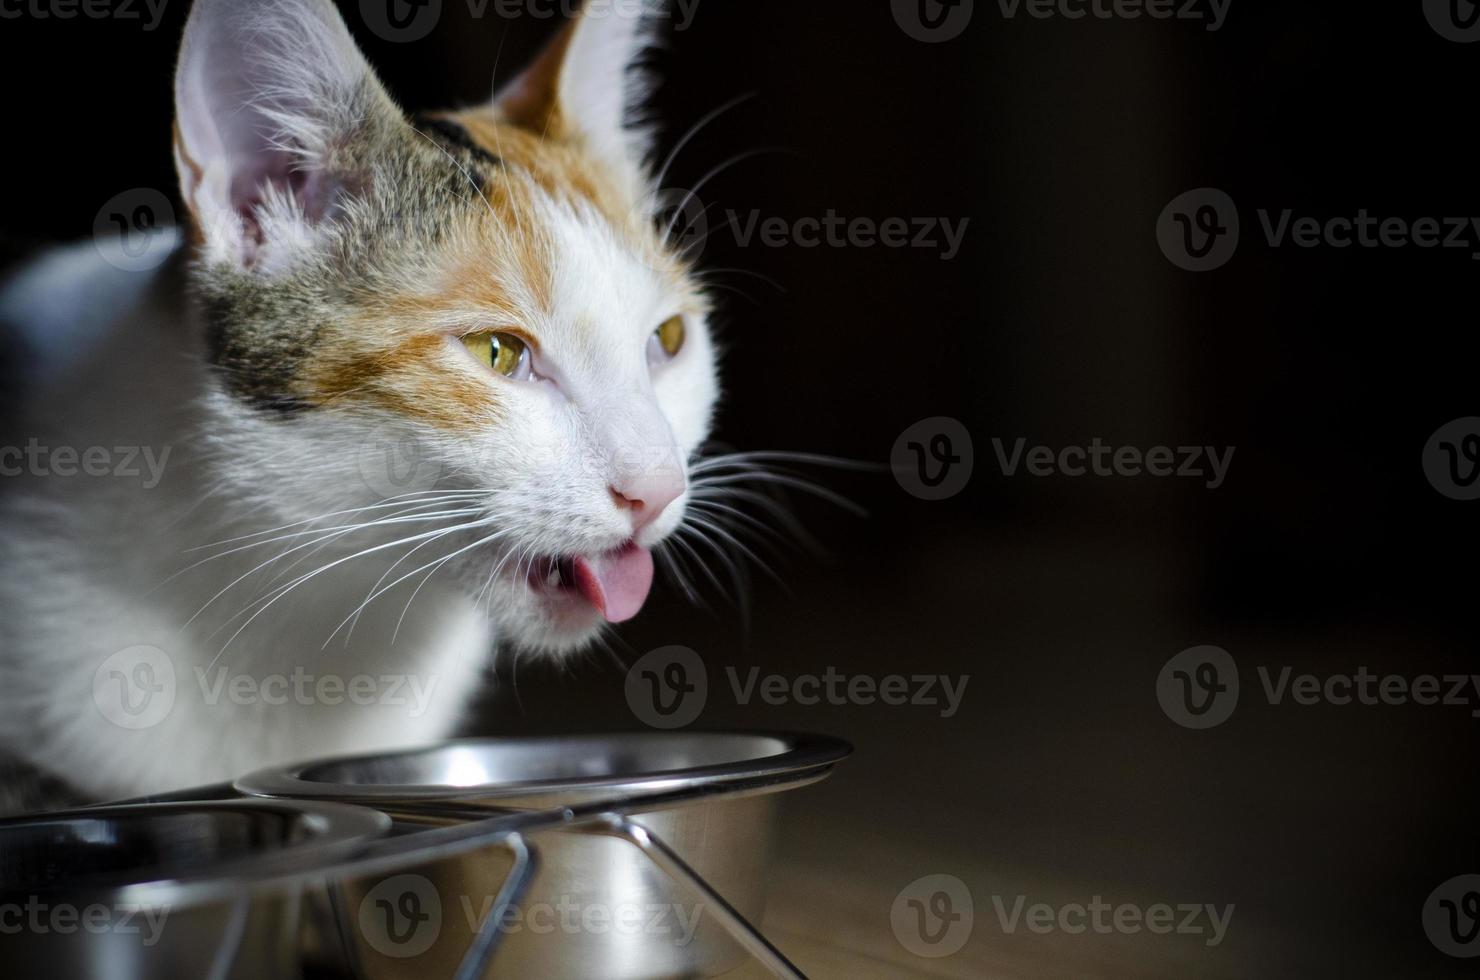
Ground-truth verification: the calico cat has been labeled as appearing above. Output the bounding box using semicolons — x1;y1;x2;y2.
0;0;727;811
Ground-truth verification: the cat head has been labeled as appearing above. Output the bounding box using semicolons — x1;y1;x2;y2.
173;0;719;652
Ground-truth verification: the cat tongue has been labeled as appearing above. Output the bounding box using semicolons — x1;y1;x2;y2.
572;544;654;623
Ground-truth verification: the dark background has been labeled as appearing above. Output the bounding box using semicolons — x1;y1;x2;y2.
2;1;1477;976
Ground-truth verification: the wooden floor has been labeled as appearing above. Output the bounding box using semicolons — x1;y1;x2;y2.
728;843;1251;980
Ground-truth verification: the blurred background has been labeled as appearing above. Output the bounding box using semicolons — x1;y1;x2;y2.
2;0;1477;976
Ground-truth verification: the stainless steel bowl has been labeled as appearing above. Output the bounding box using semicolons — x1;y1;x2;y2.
237;731;850;980
0;799;390;979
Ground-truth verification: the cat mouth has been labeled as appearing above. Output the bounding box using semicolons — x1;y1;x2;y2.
524;542;655;624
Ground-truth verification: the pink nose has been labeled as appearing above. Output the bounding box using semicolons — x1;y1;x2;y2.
609;471;685;532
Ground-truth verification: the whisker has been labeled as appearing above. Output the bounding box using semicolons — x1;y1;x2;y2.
653;91;757;192
174;506;485;624
693;470;867;518
207;517;497;663
663;147;797;243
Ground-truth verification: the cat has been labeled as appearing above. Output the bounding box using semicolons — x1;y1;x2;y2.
0;0;727;812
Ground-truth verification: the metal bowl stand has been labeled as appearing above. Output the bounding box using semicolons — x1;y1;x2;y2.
246;774;814;980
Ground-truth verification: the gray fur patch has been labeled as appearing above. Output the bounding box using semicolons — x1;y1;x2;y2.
195;84;491;416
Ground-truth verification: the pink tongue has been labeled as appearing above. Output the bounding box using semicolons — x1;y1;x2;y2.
572;544;654;623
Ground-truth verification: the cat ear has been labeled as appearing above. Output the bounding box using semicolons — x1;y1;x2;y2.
173;0;401;271
494;1;663;196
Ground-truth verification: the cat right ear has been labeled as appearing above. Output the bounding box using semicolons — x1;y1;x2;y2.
173;0;401;272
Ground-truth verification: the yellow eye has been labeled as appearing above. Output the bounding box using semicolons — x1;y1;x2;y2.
462;331;528;378
655;316;686;357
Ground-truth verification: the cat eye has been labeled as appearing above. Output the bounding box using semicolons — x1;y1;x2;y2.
462;331;530;380
653;316;686;359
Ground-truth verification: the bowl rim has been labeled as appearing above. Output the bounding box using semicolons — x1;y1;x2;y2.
234;730;853;804
0;798;391;905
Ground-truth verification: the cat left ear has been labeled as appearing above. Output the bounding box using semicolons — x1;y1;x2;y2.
493;0;665;198
173;0;403;271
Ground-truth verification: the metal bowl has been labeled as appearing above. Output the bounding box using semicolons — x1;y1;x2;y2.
0;799;390;979
237;732;851;980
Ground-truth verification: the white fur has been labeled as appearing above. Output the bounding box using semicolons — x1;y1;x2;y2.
0;0;717;804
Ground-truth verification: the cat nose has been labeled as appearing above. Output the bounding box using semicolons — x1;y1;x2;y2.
609;471;685;531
